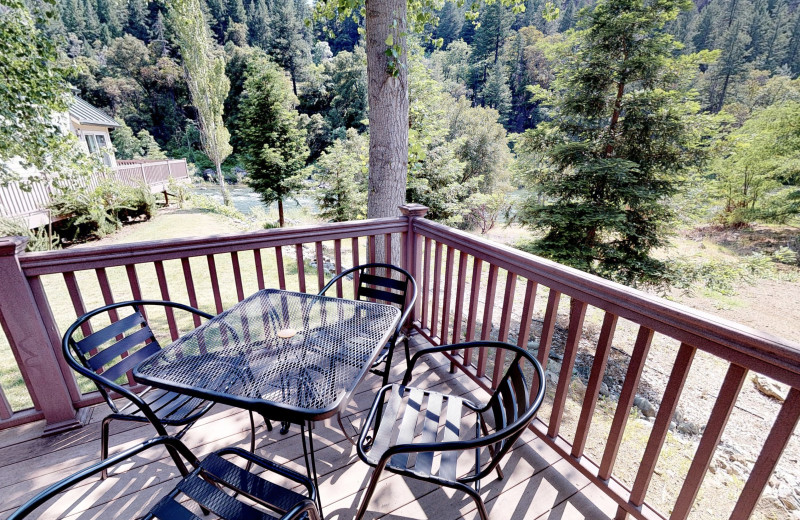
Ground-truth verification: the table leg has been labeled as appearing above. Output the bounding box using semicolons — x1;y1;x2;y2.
301;421;324;518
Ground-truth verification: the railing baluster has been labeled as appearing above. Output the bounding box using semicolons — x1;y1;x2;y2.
477;263;498;378
206;255;223;314
295;244;306;293
431;242;443;341
368;234;376;264
671;363;748;520
63;272;91;338
440;245;455;345
599;326;655;480
572;311;618;458
731;387;800;519
516;279;538;350
125;264;145;321
492;271;518;386
154;261;178;340
254;249;265;291
421;237;432;332
95;268;118;321
384;233;392;265
181;258;201;326
275;246;286;290
0;388;12;420
463;258;483;366
537;289;561;366
231;252;244;302
334;239;343;298
315;241;325;292
629;342;696;506
351;237;360;294
451;251;469;344
548;298;587;436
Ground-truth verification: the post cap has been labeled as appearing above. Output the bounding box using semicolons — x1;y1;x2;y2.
399;204;429;218
0;236;28;256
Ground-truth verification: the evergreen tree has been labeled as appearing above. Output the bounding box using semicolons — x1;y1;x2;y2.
126;0;150;41
434;2;463;49
312;128;368;222
247;0;271;50
269;0;311;96
205;0;228;42
762;0;791;72
482;61;511;119
227;0;247;24
60;0;86;37
520;0;702;285
238;58;308;226
709;19;751;111
469;2;512;106
82;0;101;42
96;0;123;38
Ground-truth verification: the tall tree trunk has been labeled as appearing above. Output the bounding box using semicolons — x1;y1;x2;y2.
278;197;285;227
365;0;408;262
216;162;230;206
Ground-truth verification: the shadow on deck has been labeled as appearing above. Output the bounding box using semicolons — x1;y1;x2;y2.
0;334;616;520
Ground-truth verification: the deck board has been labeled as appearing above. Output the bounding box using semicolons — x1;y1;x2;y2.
0;335;618;520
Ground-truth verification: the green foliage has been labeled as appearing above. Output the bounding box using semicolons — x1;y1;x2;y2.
711;101;800;226
311;128;368;221
168;0;233;202
112;123;168;159
49;180;156;240
238;57;308;225
518;0;704;286
669;252;779;295
0;218;60;252
464;192;511;234
0;0;97;189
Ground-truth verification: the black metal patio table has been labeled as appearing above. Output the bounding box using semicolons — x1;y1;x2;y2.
133;288;401;516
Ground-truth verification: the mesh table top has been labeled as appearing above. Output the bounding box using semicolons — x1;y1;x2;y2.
134;289;401;422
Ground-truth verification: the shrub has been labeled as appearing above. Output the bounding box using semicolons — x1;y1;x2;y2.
0;217;60;251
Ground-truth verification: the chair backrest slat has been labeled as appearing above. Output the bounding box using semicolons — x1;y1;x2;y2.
85;326;156;372
74;311;146;354
99;342;161;383
359;272;407;291
358;286;406;306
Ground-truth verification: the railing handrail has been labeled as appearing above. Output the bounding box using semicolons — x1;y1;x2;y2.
19;217;407;276
413;218;800;388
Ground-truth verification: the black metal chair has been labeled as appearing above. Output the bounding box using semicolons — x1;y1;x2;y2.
62;300;256;478
318;262;418;386
354;341;546;520
8;435;320;520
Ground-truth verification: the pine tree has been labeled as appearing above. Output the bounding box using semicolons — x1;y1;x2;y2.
520;0;701;285
269;0;310;96
238;57;308;226
227;0;247;24
82;0;101;42
60;0;86;37
469;2;512;106
126;0;150;41
313;129;368;222
762;0;790;72
247;0;271;50
434;2;463;49
710;19;751;111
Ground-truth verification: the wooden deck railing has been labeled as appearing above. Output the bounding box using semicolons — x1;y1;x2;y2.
0;159;189;229
0;204;798;519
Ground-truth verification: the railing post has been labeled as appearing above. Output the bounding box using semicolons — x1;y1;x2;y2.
399;204;428;327
0;237;81;435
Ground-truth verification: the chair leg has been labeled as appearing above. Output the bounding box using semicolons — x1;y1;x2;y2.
354;464;385;520
100;417;112;480
462;484;490;520
336;412;357;446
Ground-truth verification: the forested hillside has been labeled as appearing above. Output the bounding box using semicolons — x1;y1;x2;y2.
16;0;800;282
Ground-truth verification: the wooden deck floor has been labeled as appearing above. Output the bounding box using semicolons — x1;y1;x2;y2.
0;336;619;520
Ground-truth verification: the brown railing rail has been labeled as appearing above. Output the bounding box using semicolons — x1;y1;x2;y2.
407;216;800;520
0;205;798;519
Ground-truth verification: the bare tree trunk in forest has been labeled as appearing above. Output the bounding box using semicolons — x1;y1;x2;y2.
365;0;408;263
278;198;285;227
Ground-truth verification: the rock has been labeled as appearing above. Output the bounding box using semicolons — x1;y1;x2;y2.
634;395;657;418
752;374;788;402
569;378;586;400
673;409;684;424
677;421;700;435
546;371;559;386
550;352;564;361
600;382;611;396
669;421;676;431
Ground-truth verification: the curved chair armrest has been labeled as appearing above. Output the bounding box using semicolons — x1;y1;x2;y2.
283;499;323;520
8;436;199;520
402;341;532;385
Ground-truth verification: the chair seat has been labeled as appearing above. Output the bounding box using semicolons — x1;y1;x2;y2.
149;451;310;520
364;384;481;482
116;387;215;425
